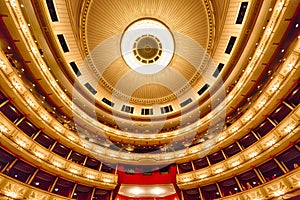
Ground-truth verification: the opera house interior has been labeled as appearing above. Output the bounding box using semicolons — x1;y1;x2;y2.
0;0;300;199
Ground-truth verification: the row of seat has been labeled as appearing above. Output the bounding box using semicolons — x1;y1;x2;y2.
178;83;299;174
0;146;112;200
181;144;300;199
0;90;117;174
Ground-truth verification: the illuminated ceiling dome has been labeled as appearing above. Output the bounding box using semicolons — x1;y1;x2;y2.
46;0;229;152
79;0;214;104
0;0;299;199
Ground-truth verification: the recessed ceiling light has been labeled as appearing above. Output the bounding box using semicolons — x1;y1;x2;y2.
130;187;144;195
151;187;165;195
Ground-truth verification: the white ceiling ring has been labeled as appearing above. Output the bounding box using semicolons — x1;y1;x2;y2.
121;19;175;74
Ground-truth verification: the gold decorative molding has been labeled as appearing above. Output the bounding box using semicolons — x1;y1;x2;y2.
0;38;299;164
0;113;117;190
218;168;300;200
0;174;71;200
176;108;299;188
1;0;297;143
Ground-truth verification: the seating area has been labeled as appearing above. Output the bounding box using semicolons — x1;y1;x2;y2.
0;0;299;200
177;83;299;174
181;145;300;199
0;147;112;199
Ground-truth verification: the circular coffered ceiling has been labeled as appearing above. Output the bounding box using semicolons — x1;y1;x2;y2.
81;0;214;105
121;18;174;74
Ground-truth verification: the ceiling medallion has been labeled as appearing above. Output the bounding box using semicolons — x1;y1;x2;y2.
134;34;162;64
121;19;175;74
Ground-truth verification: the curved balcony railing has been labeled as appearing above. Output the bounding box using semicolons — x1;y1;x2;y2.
0;37;299;166
2;0;296;143
177;105;300;188
0;38;299;164
0;113;117;190
0;173;71;200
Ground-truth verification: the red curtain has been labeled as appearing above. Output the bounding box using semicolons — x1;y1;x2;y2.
115;193;179;200
117;165;177;184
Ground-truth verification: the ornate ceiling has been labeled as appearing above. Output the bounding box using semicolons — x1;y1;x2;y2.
81;0;213;104
0;0;300;199
62;0;216;109
17;0;260;147
1;0;299;165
